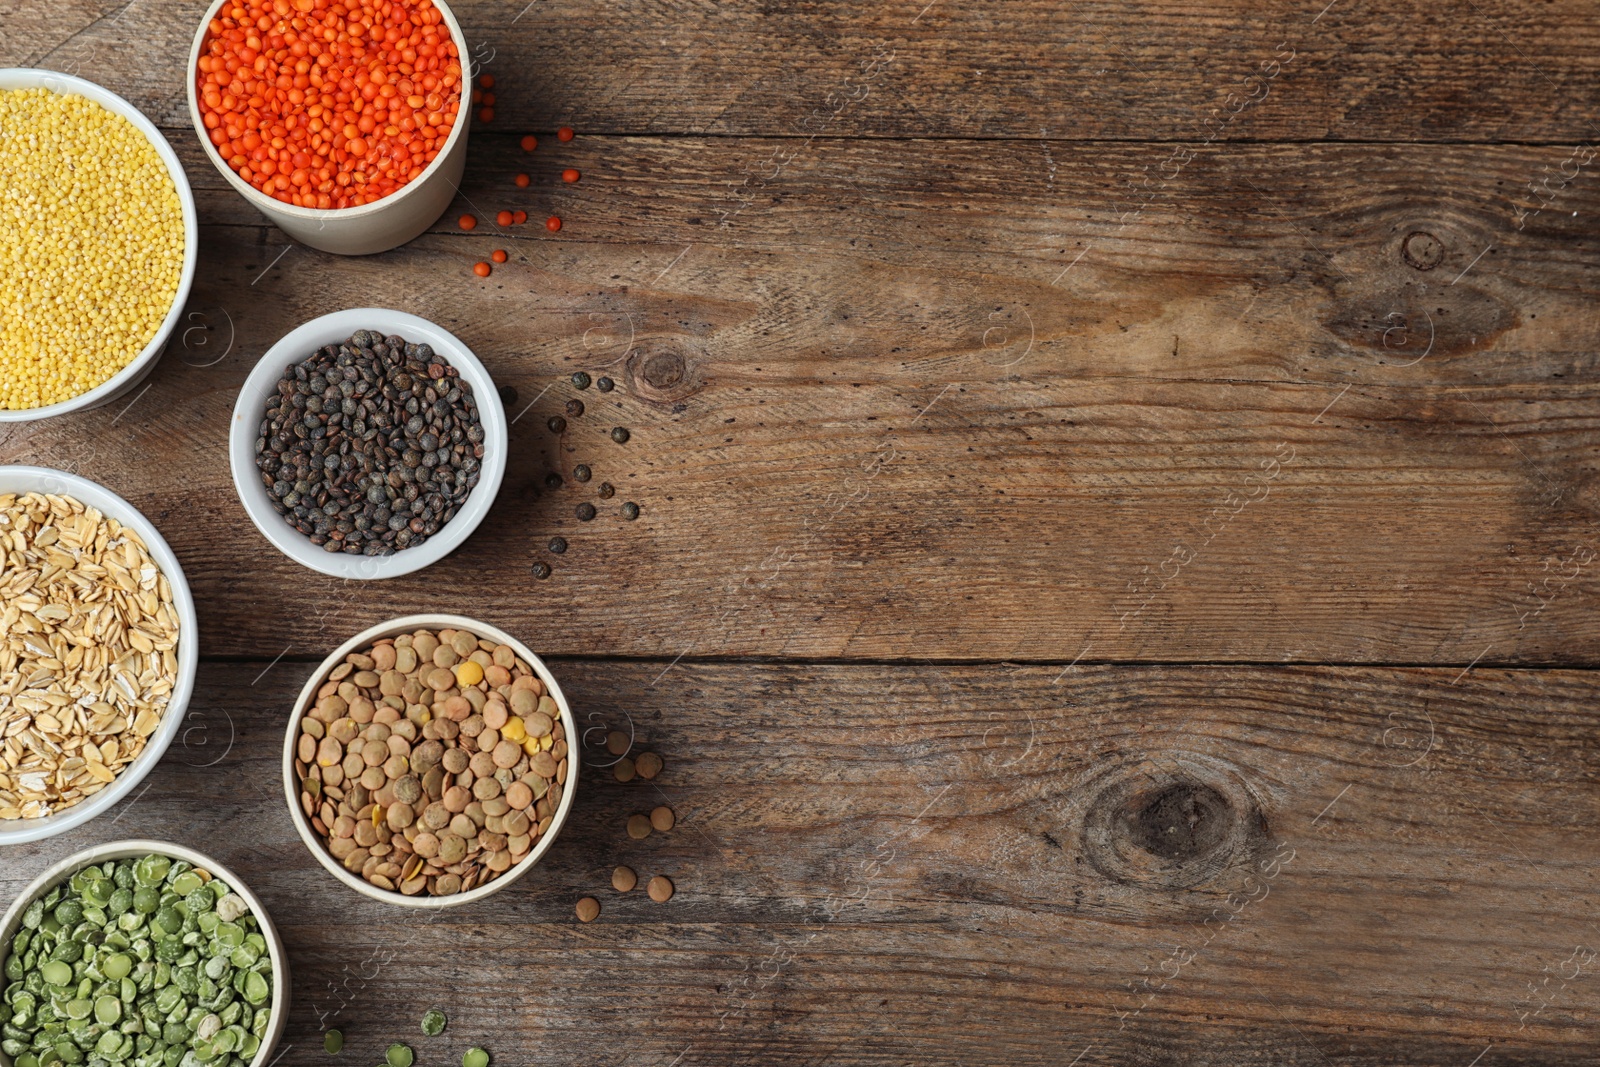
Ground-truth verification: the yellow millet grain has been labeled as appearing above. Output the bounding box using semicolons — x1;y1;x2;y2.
0;88;185;410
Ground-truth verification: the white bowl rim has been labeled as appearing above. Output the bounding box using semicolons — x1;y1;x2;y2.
0;467;199;846
226;308;508;580
0;69;199;423
281;613;579;909
0;839;290;1067
183;0;472;220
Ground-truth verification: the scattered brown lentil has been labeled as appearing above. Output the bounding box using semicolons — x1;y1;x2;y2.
547;416;567;433
611;865;636;892
575;503;596;522
647;875;674;902
597;483;615;499
626;813;651;839
575;896;599;922
604;730;629;756
613;756;636;783
634;751;663;780
531;562;552;579
547;537;567;554
565;399;584;418
650;805;675;832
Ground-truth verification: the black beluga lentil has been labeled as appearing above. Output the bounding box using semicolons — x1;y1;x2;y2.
254;330;485;556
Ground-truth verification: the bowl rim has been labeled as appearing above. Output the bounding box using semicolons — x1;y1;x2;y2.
226;308;508;580
0;838;291;1067
0;467;200;846
281;613;579;909
184;0;472;220
0;69;198;424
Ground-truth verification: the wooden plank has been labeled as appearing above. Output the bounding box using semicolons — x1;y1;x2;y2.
6;0;1600;143
3;135;1599;664
3;661;1596;1064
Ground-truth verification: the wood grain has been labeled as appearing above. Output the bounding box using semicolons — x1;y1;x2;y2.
3;661;1596;1065
4;135;1599;664
7;0;1600;143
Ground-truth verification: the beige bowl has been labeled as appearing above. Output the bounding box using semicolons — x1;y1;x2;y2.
185;0;472;255
283;614;579;908
0;840;290;1067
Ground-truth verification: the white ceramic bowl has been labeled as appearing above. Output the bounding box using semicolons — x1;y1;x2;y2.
0;840;290;1067
283;614;578;909
185;0;472;255
0;69;198;423
0;468;199;846
227;309;507;580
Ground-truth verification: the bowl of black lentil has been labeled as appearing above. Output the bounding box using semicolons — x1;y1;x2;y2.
228;309;507;579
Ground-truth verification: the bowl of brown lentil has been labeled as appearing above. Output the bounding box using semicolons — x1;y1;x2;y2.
0;467;199;846
282;614;577;908
0;69;198;421
227;308;507;579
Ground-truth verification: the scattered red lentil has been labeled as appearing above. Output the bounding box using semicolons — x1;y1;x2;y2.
514;172;529;187
512;210;527;224
520;134;536;151
196;0;463;210
561;168;580;183
557;126;573;141
478;74;494;89
481;93;495;107
495;209;513;226
545;216;561;232
459;214;477;230
478;107;493;122
473;261;491;277
491;249;507;263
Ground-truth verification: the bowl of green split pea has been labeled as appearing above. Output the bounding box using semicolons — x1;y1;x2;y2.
0;841;288;1067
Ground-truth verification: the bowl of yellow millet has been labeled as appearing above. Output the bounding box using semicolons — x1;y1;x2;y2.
0;69;198;422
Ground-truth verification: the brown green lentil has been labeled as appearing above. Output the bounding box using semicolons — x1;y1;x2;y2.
575;503;596;521
570;372;591;389
610;427;630;444
596;377;614;392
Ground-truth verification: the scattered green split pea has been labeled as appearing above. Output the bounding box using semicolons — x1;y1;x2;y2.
324;1030;344;1054
463;1048;489;1067
420;1009;447;1036
386;1043;414;1067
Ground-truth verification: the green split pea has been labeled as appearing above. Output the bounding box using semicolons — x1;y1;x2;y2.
1;855;274;1067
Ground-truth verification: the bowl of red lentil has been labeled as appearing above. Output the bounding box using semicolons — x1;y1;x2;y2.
0;69;198;420
185;0;471;256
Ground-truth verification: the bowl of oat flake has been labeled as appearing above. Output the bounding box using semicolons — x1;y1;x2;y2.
0;467;198;845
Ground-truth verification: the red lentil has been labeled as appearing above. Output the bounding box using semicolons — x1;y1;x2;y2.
520;134;536;151
514;172;529;187
478;74;494;89
459;214;476;229
561;168;579;183
556;126;573;141
545;215;561;232
490;249;507;263
473;261;490;277
477;107;493;122
495;209;512;226
512;210;527;224
196;0;462;210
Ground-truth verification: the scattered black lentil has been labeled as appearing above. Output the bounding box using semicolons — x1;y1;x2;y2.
597;482;615;499
531;561;552;579
596;377;614;392
547;536;567;554
255;329;485;555
621;502;640;520
611;427;630;444
545;472;563;489
576;503;597;521
566;399;585;418
497;384;518;407
571;371;591;389
572;464;591;483
547;416;567;433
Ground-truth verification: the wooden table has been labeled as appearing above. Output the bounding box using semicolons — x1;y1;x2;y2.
5;1;1600;1062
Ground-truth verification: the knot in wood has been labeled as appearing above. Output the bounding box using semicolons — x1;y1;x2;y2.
1080;758;1264;890
626;340;702;404
1402;231;1445;271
